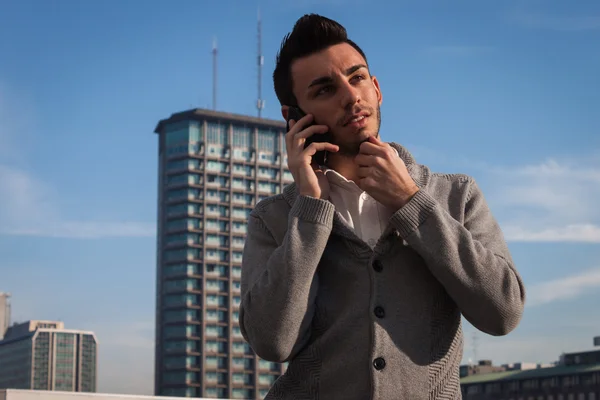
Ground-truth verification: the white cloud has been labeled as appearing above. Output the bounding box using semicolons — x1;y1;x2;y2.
509;159;600;182
490;158;600;218
485;157;600;243
525;268;600;307
0;164;155;238
0;84;155;239
503;223;600;243
405;147;600;243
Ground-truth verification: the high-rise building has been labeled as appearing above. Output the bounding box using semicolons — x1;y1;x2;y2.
153;109;292;399
0;320;97;392
0;293;10;340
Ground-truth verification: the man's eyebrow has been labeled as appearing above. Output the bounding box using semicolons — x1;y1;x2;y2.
307;64;368;88
308;76;333;88
345;64;367;76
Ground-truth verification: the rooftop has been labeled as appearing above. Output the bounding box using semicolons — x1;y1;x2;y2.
0;320;95;345
154;108;286;134
460;363;600;385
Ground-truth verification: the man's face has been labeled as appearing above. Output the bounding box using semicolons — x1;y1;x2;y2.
285;43;383;157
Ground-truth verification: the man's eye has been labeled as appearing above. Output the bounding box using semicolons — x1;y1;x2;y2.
316;86;333;96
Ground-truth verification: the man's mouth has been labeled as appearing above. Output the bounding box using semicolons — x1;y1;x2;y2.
344;112;369;126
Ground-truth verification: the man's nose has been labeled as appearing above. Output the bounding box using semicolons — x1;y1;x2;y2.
339;81;361;109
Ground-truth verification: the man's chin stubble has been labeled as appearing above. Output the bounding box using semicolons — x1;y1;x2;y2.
337;134;378;156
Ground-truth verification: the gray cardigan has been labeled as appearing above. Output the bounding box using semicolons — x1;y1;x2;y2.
239;143;526;400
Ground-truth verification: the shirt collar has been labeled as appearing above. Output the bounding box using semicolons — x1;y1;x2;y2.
321;147;400;187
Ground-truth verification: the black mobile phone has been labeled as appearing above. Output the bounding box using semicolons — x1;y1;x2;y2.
286;106;331;166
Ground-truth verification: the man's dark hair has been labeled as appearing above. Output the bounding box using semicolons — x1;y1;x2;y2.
273;14;368;107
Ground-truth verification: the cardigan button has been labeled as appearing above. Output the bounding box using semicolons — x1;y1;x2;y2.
373;357;386;370
373;260;383;272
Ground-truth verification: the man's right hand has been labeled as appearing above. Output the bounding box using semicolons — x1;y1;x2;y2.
285;113;339;200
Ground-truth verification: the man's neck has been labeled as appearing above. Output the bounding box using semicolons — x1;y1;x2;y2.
325;153;360;183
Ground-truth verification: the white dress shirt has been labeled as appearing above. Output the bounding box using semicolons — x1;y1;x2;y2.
324;168;395;248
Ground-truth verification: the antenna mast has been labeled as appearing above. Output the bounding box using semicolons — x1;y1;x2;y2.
256;8;265;118
472;331;479;364
212;36;218;111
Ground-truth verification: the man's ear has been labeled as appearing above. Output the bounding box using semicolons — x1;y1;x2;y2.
281;105;290;121
372;76;383;106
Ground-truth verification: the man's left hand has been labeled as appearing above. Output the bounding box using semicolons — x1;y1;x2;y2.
354;136;420;211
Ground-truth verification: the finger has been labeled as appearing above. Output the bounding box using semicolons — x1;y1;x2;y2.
289;119;296;128
368;135;383;145
291;113;314;134
303;142;339;157
295;125;330;141
358;140;384;156
285;114;314;148
292;125;330;154
313;162;326;174
369;136;394;156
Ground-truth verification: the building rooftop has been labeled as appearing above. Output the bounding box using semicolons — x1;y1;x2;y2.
562;348;600;357
154;108;286;134
2;320;62;340
0;320;95;345
460;363;600;385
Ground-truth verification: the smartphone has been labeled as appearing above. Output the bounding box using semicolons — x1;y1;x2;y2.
286;106;332;166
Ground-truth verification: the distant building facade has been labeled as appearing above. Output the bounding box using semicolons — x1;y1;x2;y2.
502;362;555;371
153;109;290;399
560;349;600;368
0;321;97;392
460;360;554;379
461;360;508;378
460;348;600;399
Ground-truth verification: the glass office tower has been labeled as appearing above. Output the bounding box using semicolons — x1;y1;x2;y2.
0;320;97;392
153;109;291;399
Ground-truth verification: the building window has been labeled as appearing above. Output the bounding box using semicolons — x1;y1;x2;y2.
257;129;276;151
164;121;191;146
189;121;201;142
232;125;252;147
207;122;228;145
205;294;227;307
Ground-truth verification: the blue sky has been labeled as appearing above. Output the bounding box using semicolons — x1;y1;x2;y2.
0;0;599;395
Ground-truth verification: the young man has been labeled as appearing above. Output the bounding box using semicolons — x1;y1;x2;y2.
239;14;526;400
